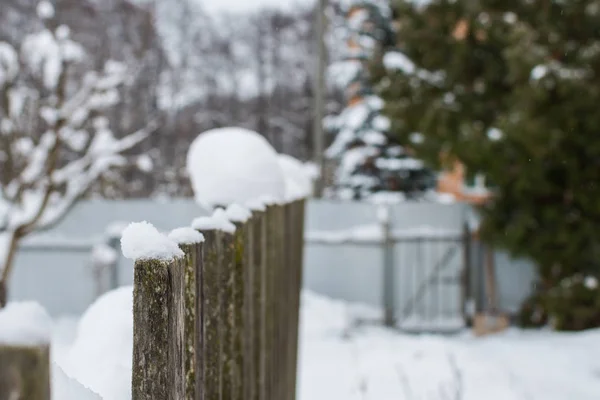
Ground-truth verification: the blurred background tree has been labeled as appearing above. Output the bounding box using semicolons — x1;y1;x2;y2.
325;0;435;201
376;0;600;330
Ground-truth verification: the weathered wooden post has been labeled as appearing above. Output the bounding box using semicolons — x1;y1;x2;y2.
224;204;252;400
245;199;268;400
192;218;222;400
264;202;286;400
193;211;237;400
123;222;186;400
288;199;306;400
276;201;293;400
282;201;294;400
168;227;205;400
0;302;52;400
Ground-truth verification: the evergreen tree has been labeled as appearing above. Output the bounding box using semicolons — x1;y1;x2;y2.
325;0;435;201
377;0;600;330
373;0;523;174
482;0;600;330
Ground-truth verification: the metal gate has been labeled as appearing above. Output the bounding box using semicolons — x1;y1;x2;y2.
389;232;469;333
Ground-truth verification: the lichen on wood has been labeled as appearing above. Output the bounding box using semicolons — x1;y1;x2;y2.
0;344;50;400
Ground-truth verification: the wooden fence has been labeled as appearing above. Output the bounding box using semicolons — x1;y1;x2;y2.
131;199;306;400
0;199;305;400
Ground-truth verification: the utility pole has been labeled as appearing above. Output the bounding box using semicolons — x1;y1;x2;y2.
313;0;328;198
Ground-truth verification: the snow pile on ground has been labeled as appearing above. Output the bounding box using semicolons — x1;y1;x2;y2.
120;221;183;261
0;301;52;346
186;127;286;209
53;363;102;400
51;288;600;400
61;286;134;400
297;293;600;400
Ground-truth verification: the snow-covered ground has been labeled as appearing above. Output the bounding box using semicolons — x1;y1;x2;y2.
51;290;600;400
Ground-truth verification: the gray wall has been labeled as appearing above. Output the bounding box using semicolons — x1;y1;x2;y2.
9;199;537;321
10;199;210;316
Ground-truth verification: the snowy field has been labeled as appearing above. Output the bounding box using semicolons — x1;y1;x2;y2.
49;289;600;400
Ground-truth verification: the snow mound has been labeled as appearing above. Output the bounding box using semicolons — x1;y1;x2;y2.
191;208;236;234
186;127;286;208
224;203;252;223
121;221;184;261
277;154;313;201
65;286;133;400
52;363;102;400
0;301;52;346
168;227;205;245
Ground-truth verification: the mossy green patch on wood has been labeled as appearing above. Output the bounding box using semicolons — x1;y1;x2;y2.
0;344;50;400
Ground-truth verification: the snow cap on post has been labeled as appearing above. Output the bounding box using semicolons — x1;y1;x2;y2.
224;204;252;223
186;127;286;209
0;301;52;346
245;198;267;212
277;154;313;201
120;221;184;261
192;209;236;234
168;227;205;246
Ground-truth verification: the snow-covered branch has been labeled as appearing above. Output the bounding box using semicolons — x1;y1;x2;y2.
0;1;152;283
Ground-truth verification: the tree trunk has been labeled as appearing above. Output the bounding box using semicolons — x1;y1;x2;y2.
0;281;6;309
0;231;21;309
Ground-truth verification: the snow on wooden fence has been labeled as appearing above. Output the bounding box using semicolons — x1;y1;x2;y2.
125;199;306;400
0;302;52;400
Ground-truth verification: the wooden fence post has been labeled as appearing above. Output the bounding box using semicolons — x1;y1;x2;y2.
276;202;293;400
246;202;267;400
288;199;306;400
194;227;223;400
263;203;285;400
0;303;52;400
168;228;205;400
131;252;186;400
220;227;237;400
282;201;294;400
193;212;237;400
224;204;252;400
